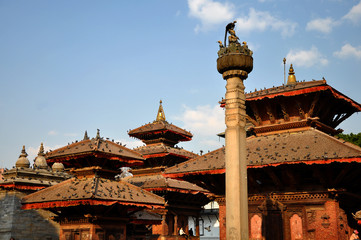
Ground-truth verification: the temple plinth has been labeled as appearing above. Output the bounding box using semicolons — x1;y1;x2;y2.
217;22;253;240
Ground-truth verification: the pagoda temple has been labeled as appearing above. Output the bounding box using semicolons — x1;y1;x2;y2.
0;144;70;240
22;131;166;240
126;101;211;239
165;66;361;240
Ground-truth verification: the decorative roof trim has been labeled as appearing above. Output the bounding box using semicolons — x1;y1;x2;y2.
22;199;165;210
0;183;47;191
247;85;361;111
164;157;361;177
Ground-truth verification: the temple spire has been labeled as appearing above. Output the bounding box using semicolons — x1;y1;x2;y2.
96;129;101;139
287;64;297;85
155;100;166;122
38;142;45;156
20;145;28;157
16;145;30;168
83;130;89;140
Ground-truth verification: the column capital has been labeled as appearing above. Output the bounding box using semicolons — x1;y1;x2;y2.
222;69;248;80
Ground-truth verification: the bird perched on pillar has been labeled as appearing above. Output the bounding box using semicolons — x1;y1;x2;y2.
224;20;237;47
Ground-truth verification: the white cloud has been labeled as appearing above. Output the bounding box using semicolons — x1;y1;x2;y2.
343;1;361;24
188;0;235;32
286;46;329;68
306;17;339;34
334;43;361;59
48;130;57;136
236;8;297;37
174;104;225;148
115;139;143;150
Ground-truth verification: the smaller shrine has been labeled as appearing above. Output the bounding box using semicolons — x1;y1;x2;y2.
0;144;70;240
127;101;211;239
128;100;197;170
22;130;166;240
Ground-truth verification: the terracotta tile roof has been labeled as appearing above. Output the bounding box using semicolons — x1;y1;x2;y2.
46;138;144;164
129;120;193;142
165;128;361;176
219;80;361;112
22;175;165;209
165;148;225;176
246;80;361;111
125;174;208;194
246;80;327;98
134;143;199;159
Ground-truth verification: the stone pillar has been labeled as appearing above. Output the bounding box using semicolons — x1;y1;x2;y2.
217;33;253;239
224;69;249;240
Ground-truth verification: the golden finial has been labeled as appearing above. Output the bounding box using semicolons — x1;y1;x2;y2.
156;100;166;122
287;64;297;85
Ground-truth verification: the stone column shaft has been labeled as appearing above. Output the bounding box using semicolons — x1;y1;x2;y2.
224;70;249;240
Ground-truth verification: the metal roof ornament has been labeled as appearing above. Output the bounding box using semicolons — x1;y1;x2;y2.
155;100;166;122
96;129;101;139
83;130;89;140
287;64;297;85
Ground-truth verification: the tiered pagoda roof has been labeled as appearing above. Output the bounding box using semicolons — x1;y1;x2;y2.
165;68;361;208
245;79;361;135
46;130;144;170
126;174;208;195
21;131;166;225
219;73;361;136
166;128;361;177
129;101;193;146
22;167;165;210
129;101;198;168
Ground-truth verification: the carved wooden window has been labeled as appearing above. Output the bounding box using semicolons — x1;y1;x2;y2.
290;214;303;240
250;214;263;240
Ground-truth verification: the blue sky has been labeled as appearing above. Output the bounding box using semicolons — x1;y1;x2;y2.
1;0;361;168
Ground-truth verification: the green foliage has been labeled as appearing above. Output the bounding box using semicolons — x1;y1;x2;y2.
337;132;361;147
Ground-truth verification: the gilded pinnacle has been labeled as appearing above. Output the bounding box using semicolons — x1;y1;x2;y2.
287;64;297;85
84;130;89;140
155;100;166;122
